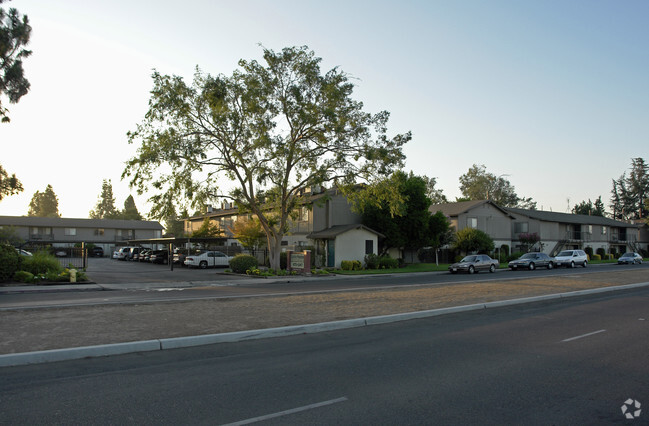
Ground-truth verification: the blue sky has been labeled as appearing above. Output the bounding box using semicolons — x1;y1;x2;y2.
1;0;647;218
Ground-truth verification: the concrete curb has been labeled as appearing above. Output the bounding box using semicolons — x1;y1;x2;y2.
2;281;648;368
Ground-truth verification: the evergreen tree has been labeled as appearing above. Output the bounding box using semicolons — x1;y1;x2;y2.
0;164;22;200
0;0;32;123
27;184;59;217
121;195;143;220
89;179;119;219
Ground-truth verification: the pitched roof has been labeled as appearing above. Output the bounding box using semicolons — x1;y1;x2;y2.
504;207;637;228
429;200;514;218
0;216;164;230
307;224;385;239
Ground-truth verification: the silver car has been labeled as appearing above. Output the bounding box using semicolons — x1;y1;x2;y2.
508;252;555;270
554;249;588;268
449;254;499;274
618;252;643;265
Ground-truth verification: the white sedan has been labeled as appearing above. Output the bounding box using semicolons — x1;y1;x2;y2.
184;251;232;268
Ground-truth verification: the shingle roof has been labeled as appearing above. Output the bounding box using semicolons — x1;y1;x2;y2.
504;208;637;228
429;200;514;218
307;224;385;239
0;216;164;230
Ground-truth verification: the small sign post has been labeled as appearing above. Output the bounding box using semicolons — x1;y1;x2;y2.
287;250;311;275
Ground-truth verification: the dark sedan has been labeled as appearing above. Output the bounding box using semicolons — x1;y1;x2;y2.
508;252;555;270
449;255;499;274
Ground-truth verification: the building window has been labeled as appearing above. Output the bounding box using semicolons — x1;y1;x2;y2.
514;222;529;234
467;218;478;229
299;207;309;222
601;226;607;235
65;228;77;236
95;228;105;236
365;240;373;255
587;225;593;234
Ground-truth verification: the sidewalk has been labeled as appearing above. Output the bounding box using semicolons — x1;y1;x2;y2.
1;269;648;366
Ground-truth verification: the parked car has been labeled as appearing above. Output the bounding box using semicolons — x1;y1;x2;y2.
508;252;555;270
91;246;104;257
112;250;120;259
618;252;643;265
449;254;499;274
554;249;588;268
185;251;233;269
15;248;32;257
116;246;135;260
149;250;169;264
138;249;152;262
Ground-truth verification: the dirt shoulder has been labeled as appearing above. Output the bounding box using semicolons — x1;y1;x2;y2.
1;269;647;355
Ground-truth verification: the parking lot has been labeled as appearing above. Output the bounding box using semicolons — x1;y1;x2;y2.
85;257;249;285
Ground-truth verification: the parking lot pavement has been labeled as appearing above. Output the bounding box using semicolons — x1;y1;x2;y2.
86;257;249;286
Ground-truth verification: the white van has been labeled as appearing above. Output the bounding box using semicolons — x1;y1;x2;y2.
554;249;588;268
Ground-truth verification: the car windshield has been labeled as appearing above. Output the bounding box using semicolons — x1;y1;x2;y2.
621;253;634;257
461;256;477;262
557;251;573;257
520;254;536;259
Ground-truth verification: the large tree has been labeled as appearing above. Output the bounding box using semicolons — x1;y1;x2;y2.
453;228;494;255
27;184;59;217
459;164;536;209
89;179;119;219
124;46;410;269
0;164;22;200
610;158;649;220
572;196;605;217
0;0;31;123
120;195;143;220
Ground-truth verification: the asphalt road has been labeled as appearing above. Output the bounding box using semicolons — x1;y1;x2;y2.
2;260;646;310
1;288;648;425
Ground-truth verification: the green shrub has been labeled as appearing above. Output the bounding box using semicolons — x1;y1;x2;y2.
13;270;34;283
341;260;362;271
364;253;380;269
591;254;601;261
596;247;606;258
584;247;594;258
0;244;21;282
379;256;399;269
605;254;615;260
21;250;62;275
507;252;525;262
230;254;259;274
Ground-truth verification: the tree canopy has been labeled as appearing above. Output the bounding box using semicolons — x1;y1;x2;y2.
124;45;410;269
453;228;494;255
89;179;119;219
0;163;22;200
572;196;605;217
610;158;649;220
459;164;536;209
27;184;59;217
0;0;31;123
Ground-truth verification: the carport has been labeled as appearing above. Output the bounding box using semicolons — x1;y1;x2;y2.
125;237;240;270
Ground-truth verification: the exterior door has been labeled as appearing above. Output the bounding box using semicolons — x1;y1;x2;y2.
327;239;335;267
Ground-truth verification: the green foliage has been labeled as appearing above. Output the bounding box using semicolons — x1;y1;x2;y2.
229;217;266;250
584;247;594;257
459;164;536;209
0;244;20;282
596;247;606;258
13;270;33;283
0;1;32;123
507;251;525;262
364;253;380;269
341;260;362;271
610;158;649;220
123;45;410;270
28;184;60;217
572;197;605;217
89;179;119;219
21;250;62;275
0;164;23;200
363;253;399;269
453;228;495;254
191;217;222;238
591;254;601;261
229;254;259;274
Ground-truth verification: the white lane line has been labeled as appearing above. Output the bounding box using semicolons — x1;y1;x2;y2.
561;329;606;342
222;396;348;425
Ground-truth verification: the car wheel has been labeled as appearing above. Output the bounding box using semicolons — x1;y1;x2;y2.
570;261;575;268
468;265;475;274
489;264;495;273
582;261;587;268
528;262;535;271
199;261;208;269
547;262;553;270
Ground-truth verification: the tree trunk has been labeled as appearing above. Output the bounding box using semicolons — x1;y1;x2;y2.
267;232;284;270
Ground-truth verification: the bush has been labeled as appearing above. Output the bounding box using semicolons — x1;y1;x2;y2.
21;250;63;275
13;270;34;283
378;256;399;269
584;247;594;258
0;244;21;282
417;248;436;263
591;254;601;261
605;254;615;260
364;253;380;269
341;260;362;271
229;254;259;274
507;251;524;262
596;247;606;258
